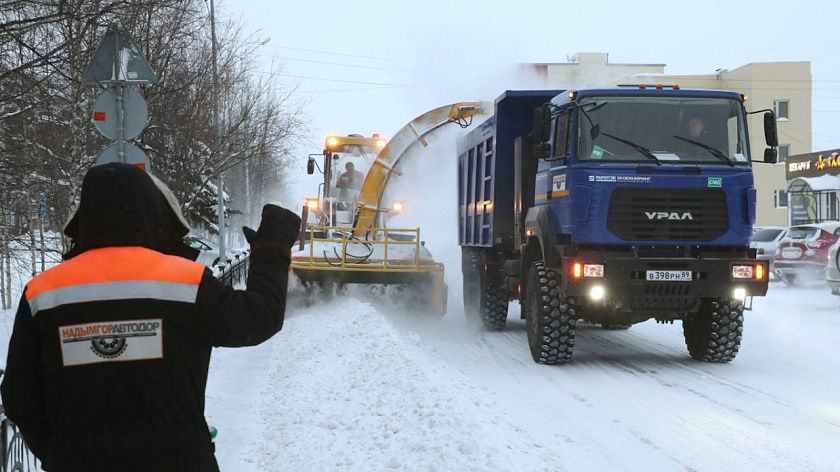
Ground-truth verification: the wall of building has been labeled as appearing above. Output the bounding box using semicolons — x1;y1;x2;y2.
540;53;665;89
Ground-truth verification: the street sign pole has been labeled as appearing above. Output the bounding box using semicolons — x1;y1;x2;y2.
113;32;125;163
210;0;226;258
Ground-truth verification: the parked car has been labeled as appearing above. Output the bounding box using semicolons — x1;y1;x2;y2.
185;236;242;268
774;222;840;286
749;226;788;272
825;241;840;295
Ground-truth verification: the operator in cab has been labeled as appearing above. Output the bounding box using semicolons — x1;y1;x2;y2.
336;161;365;203
686;116;707;139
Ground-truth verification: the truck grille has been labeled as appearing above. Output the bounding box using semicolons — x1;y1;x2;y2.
607;188;728;242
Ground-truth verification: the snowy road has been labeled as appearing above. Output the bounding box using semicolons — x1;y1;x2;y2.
206;284;840;472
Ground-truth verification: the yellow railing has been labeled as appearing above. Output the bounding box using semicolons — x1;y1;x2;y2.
291;225;443;273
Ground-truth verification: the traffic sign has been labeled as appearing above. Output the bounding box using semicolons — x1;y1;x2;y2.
92;88;148;140
95;142;151;172
81;30;157;85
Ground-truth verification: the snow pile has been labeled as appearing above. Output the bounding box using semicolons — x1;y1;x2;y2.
252;299;558;471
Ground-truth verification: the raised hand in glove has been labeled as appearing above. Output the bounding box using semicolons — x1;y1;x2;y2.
242;204;302;249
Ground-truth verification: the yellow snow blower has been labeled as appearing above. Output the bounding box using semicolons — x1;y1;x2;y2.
291;102;491;315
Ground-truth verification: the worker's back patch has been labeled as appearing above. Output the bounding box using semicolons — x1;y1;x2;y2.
59;319;163;367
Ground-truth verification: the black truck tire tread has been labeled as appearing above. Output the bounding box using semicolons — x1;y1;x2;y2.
683;297;744;363
462;248;508;330
526;261;576;365
480;281;508;331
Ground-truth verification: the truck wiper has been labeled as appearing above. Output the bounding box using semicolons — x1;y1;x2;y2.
673;135;734;167
600;132;661;165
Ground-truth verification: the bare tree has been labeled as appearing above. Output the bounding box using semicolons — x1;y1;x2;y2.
0;0;306;308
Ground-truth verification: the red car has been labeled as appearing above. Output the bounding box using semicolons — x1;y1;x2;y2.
773;222;840;286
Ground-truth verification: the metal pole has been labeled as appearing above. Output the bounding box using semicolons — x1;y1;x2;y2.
114;32;125;163
210;0;225;258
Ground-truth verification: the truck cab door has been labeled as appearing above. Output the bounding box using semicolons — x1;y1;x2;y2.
535;111;571;203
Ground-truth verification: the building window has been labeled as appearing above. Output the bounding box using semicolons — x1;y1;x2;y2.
777;144;789;164
775;190;788;209
774;100;789;121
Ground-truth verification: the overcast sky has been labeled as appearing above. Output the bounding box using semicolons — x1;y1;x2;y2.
230;0;840;201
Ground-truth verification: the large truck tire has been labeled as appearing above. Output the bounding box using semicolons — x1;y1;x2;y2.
524;261;576;364
683;297;744;363
479;273;509;330
461;248;508;330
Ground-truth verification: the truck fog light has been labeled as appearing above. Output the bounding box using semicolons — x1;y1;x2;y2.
590;285;605;301
583;264;604;278
732;265;754;279
733;288;746;301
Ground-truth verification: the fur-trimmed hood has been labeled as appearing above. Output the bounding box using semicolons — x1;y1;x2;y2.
63;163;196;260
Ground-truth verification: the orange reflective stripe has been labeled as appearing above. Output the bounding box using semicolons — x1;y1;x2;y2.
26;246;204;301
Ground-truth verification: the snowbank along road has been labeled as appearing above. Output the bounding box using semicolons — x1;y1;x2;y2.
205;283;840;471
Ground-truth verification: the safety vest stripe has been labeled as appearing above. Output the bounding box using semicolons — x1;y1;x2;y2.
26;247;205;301
28;280;199;316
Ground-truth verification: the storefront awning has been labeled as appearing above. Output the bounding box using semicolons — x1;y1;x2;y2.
787;175;840;192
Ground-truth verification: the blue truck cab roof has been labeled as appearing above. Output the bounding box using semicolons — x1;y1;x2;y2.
552;87;744;105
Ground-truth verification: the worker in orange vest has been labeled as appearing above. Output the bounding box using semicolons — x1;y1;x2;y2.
1;163;300;471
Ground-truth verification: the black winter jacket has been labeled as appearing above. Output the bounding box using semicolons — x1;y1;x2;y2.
1;164;291;471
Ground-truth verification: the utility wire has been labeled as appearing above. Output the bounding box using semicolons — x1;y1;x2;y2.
261;44;413;63
258;55;410;72
297;86;398;94
255;70;408;86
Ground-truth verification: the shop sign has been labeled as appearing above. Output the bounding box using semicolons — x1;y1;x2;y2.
787;149;840;180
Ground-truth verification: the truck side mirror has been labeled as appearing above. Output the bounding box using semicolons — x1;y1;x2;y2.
532;105;551;142
532;142;551;160
307;157;315;175
764;111;779;147
764;148;777;164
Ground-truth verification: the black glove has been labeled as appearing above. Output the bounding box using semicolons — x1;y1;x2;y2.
242;204;302;248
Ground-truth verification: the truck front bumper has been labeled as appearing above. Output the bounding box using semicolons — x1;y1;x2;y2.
559;251;768;314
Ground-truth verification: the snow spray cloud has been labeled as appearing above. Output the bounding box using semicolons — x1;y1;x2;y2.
380;126;471;316
380;24;551;317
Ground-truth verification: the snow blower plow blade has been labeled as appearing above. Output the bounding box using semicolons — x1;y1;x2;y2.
290;226;447;315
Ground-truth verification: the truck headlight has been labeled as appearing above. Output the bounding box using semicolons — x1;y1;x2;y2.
583;264;604;278
733;288;746;301
732;265;754;279
590;285;605;300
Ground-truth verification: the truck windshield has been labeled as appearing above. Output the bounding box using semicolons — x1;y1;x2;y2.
576;96;749;165
328;143;377;203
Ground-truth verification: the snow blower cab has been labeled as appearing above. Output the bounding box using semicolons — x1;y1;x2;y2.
305;134;387;228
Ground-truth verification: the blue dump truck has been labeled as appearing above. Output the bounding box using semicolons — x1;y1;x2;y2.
458;87;778;365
